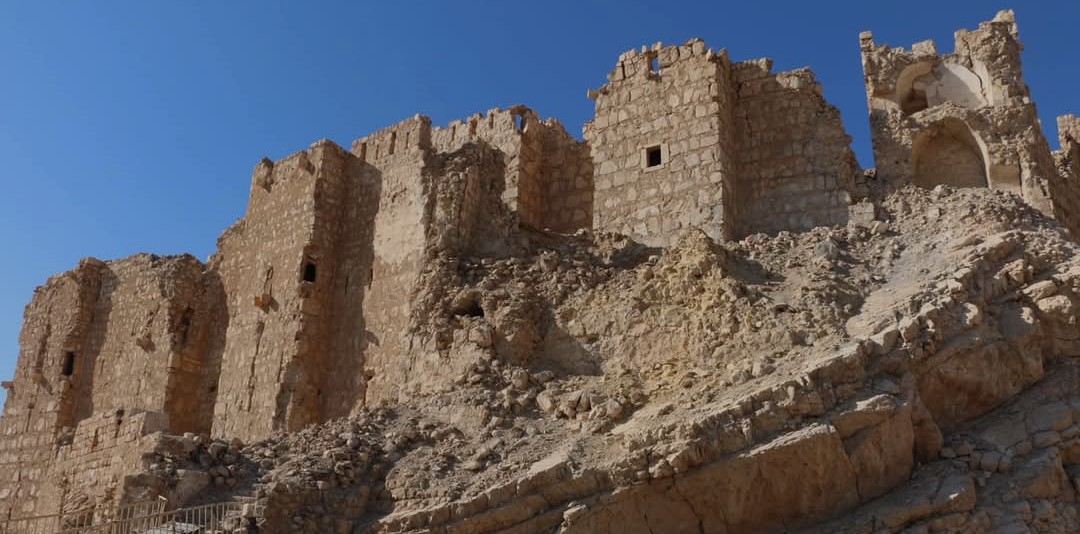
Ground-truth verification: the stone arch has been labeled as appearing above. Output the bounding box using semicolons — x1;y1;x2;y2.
896;62;986;115
896;62;934;114
912;118;989;189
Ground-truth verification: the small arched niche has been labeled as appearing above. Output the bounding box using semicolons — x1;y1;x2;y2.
912;118;988;189
896;62;986;115
896;62;934;115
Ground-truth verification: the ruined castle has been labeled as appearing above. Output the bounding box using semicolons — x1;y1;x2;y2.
2;9;1079;529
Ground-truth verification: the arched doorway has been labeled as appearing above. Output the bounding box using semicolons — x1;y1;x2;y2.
912;119;988;189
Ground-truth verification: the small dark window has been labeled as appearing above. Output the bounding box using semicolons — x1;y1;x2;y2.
178;308;193;346
649;55;659;73
62;352;75;377
388;132;396;155
302;262;318;283
646;146;663;168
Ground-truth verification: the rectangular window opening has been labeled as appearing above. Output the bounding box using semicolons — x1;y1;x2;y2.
62;352;75;377
388;132;396;155
646;145;663;168
514;114;526;132
302;261;318;283
649;55;659;74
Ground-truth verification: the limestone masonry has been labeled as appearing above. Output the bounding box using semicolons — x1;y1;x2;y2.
4;10;1080;534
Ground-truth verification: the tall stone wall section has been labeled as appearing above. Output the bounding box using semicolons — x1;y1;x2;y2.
860;10;1056;217
0;260;101;519
0;255;211;520
349;120;436;406
586;40;736;246
1053;115;1080;236
72;255;210;432
211;141;360;442
732;60;858;237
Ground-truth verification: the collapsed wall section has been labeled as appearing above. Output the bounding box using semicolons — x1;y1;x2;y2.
355;135;513;404
586;40;736;246
431;108;592;233
861;10;1056;216
732;60;858;237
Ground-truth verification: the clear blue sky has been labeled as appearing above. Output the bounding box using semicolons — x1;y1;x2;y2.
1;1;1076;407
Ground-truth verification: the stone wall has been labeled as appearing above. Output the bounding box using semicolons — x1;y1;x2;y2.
1053;115;1080;237
74;255;209;433
211;141;360;442
732;60;858;237
46;411;170;518
432;108;592;234
357;138;513;405
587;40;736;246
860;10;1057;217
0;259;101;519
0;256;209;520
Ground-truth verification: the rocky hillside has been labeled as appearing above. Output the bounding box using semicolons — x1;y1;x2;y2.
123;185;1080;533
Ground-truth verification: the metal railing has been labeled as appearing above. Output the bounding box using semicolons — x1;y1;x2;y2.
1;498;260;534
0;498;164;534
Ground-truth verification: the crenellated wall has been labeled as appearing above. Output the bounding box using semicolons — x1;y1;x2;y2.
587;39;861;243
586;40;737;246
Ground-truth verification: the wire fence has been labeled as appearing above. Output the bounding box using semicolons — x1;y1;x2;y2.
1;498;261;534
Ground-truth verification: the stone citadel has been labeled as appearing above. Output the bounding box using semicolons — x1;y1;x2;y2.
3;9;1080;533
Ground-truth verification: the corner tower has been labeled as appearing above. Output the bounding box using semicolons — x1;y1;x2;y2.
586;40;737;246
860;10;1056;215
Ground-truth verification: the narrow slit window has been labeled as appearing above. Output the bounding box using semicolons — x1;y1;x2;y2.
646;145;663;168
62;352;75;377
649;55;659;74
302;261;318;283
514;114;526;132
388;132;396;155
